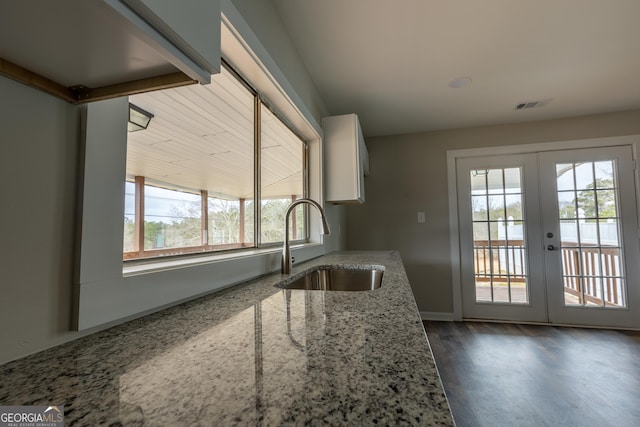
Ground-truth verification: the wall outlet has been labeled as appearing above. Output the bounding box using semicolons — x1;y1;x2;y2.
417;212;426;223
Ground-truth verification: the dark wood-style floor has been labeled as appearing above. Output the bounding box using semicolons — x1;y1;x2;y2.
424;321;640;427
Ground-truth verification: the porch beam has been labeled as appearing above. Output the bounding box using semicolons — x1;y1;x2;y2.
0;57;76;102
239;198;245;244
201;190;209;246
0;57;197;104
134;176;145;255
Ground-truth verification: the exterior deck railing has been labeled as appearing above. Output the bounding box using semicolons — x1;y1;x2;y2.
473;240;623;307
560;243;623;307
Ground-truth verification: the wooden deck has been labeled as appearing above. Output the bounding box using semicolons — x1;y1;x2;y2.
475;284;582;305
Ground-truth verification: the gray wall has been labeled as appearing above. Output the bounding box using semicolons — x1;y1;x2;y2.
0;77;81;362
346;109;640;314
230;0;327;123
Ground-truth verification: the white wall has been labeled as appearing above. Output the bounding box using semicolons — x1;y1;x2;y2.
0;76;82;363
346;109;640;315
0;0;340;364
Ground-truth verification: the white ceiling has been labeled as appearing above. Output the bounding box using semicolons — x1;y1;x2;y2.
272;0;640;137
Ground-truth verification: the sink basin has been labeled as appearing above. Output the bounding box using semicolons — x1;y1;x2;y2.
277;265;384;291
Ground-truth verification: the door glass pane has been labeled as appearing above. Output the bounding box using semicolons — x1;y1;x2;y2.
505;194;523;220
556;164;575;191
504;168;521;193
574;162;594;190
557;191;577;219
596;190;616;218
582;250;601;276
472;195;488;220
563;276;582;306
489;221;505;243
473;222;489;241
579;221;599;247
585;276;602;306
487;169;503;192
577;190;597;220
555;161;626;308
470;167;528;305
492;276;511;303
594;161;614;186
601;248;625;307
470;170;488;194
560;220;578;242
488;195;505;220
599;220;619;245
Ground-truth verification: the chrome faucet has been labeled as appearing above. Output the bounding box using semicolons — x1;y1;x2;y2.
282;198;330;274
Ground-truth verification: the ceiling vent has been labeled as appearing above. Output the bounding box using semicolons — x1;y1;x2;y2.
515;99;552;110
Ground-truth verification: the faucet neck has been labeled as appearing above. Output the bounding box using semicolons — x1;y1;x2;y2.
281;198;330;274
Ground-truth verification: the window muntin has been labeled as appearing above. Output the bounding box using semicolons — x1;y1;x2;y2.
123;64;307;260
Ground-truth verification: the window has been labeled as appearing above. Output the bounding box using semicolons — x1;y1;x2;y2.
124;64;307;260
260;104;306;243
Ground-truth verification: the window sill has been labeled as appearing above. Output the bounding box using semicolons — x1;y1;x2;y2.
122;243;323;277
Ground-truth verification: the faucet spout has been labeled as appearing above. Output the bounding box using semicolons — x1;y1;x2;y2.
282;198;330;274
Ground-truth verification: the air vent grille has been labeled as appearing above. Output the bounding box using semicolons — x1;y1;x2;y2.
515;99;552;110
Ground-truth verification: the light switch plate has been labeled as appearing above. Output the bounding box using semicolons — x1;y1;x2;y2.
417;212;426;223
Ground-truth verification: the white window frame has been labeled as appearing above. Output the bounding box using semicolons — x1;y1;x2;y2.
122;70;310;261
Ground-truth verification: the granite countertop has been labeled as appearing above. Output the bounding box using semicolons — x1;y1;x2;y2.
0;251;454;426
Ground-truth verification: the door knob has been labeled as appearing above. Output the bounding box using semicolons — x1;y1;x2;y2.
547;244;556;251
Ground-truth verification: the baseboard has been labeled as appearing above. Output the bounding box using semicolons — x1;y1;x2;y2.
420;311;455;321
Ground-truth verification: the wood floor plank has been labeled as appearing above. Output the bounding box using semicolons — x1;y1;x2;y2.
424;321;640;427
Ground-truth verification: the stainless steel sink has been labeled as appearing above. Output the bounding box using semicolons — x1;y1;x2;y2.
277;266;384;291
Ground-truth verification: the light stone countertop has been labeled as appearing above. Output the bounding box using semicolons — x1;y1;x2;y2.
0;251;454;426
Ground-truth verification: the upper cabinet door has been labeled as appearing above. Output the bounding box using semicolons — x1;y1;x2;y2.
104;0;221;83
323;113;368;204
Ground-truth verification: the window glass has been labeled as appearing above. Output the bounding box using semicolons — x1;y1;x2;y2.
208;197;244;245
260;104;306;244
123;64;308;260
144;185;201;250
123;181;136;252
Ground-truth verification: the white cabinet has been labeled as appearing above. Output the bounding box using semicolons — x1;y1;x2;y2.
323;113;368;204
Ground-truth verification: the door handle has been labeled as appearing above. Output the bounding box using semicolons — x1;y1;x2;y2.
547;244;556;251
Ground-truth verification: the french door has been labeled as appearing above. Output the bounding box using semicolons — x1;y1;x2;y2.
457;146;640;328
